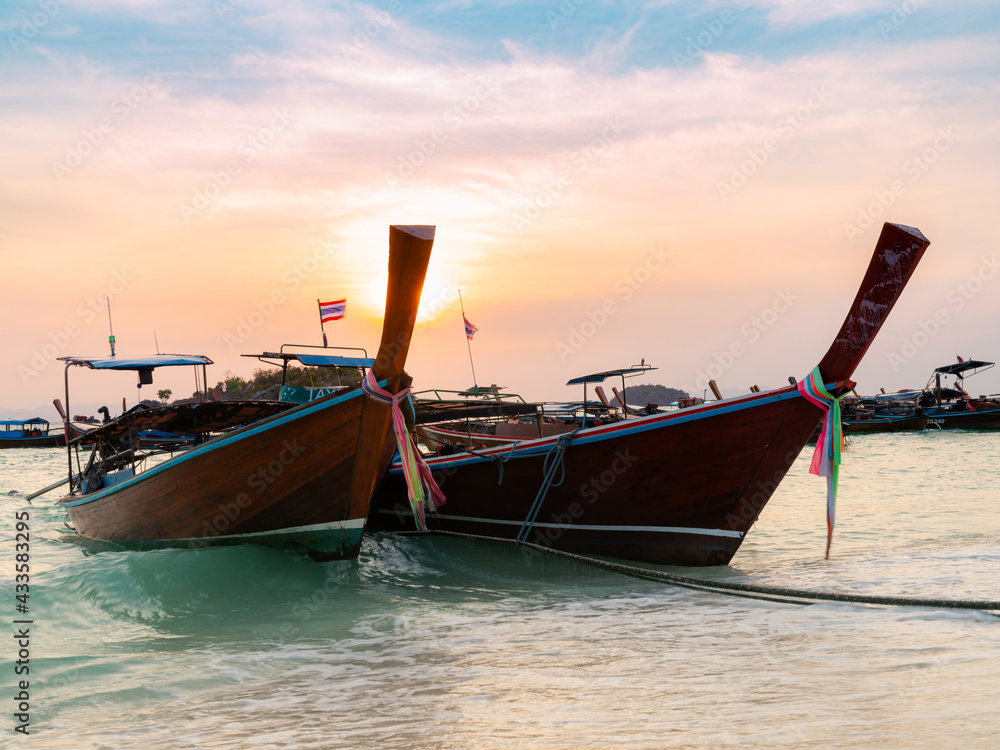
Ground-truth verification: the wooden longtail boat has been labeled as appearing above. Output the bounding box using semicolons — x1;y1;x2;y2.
57;225;435;560
918;359;1000;430
0;418;64;449
369;222;930;565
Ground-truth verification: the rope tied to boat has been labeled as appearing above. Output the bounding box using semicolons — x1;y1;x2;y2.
464;441;519;485
797;365;845;558
516;430;578;545
363;370;445;531
402;530;1000;615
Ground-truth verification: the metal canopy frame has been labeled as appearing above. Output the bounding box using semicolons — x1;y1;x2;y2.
932;360;994;377
566;364;657;428
57;353;215;491
242;343;371;387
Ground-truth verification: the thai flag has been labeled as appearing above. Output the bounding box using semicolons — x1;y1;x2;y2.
320;299;346;322
464;314;478;340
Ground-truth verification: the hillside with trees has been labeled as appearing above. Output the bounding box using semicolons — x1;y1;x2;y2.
620;383;689;406
185;364;362;403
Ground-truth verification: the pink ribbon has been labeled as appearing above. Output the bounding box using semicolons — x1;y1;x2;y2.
362;370;445;530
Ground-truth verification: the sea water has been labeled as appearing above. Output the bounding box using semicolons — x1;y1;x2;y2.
1;432;998;749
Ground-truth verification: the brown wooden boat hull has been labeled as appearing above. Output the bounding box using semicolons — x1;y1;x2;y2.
63;389;376;558
371;389;821;565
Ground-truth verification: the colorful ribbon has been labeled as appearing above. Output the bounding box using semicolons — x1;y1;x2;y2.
797;366;844;558
362;370;445;530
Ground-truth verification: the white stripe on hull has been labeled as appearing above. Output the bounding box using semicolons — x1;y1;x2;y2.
377;510;742;538
175;517;366;542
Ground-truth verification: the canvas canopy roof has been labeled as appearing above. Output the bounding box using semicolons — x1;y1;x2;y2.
0;417;49;426
933;360;994;376
246;352;374;368
566;366;657;386
59;355;213;370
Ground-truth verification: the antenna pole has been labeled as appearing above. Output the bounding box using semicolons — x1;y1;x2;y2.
107;299;116;357
154;330;160;354
459;290;478;395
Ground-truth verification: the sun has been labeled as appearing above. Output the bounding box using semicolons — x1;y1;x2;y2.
359;264;460;325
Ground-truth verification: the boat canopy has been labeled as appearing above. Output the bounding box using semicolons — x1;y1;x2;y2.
283;353;373;368
414;399;540;425
69;400;292;446
566;365;657;386
59;355;214;370
0;417;49;426
874;390;921;401
244;351;374;369
933;360;994;377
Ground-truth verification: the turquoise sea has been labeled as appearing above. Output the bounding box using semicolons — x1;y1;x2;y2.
2;432;999;749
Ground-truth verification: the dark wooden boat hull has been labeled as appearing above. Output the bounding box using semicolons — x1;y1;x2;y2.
60;225;435;560
843;414;928;433
0;435;64;449
370;222;932;566
923;407;1000;430
371;389;823;565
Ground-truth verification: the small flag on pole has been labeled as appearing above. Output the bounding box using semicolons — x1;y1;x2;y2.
463;314;478;340
319;299;347;323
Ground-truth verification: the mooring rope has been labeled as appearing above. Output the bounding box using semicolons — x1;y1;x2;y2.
515;431;578;544
396;529;1000;614
462;441;519;485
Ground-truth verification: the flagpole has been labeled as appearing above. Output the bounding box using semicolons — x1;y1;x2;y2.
317;299;328;348
107;299;116;357
458;289;478;395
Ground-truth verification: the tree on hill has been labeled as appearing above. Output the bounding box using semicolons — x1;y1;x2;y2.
620;383;689;406
187;364;363;401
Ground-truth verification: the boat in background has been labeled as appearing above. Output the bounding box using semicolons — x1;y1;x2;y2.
53;225;435;560
918;359;1000;429
414;366;660;453
412;387;582;453
370;222;931;566
0;418;64;448
839;394;928;433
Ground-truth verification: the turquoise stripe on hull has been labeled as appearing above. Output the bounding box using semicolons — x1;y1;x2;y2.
95;524;366;561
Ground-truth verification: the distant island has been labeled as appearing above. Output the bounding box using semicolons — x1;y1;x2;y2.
620;383;690;406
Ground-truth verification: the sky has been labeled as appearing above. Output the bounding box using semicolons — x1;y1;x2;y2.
2;0;1000;419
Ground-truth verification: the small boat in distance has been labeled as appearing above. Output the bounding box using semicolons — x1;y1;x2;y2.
0;418;64;448
370;222;931;566
839;394;928;433
919;358;1000;429
55;225;435;560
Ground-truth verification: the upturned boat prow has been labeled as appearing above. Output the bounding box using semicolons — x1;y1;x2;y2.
721;222;931;550
368;222;930;566
817;222;931;383
58;225;435;560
